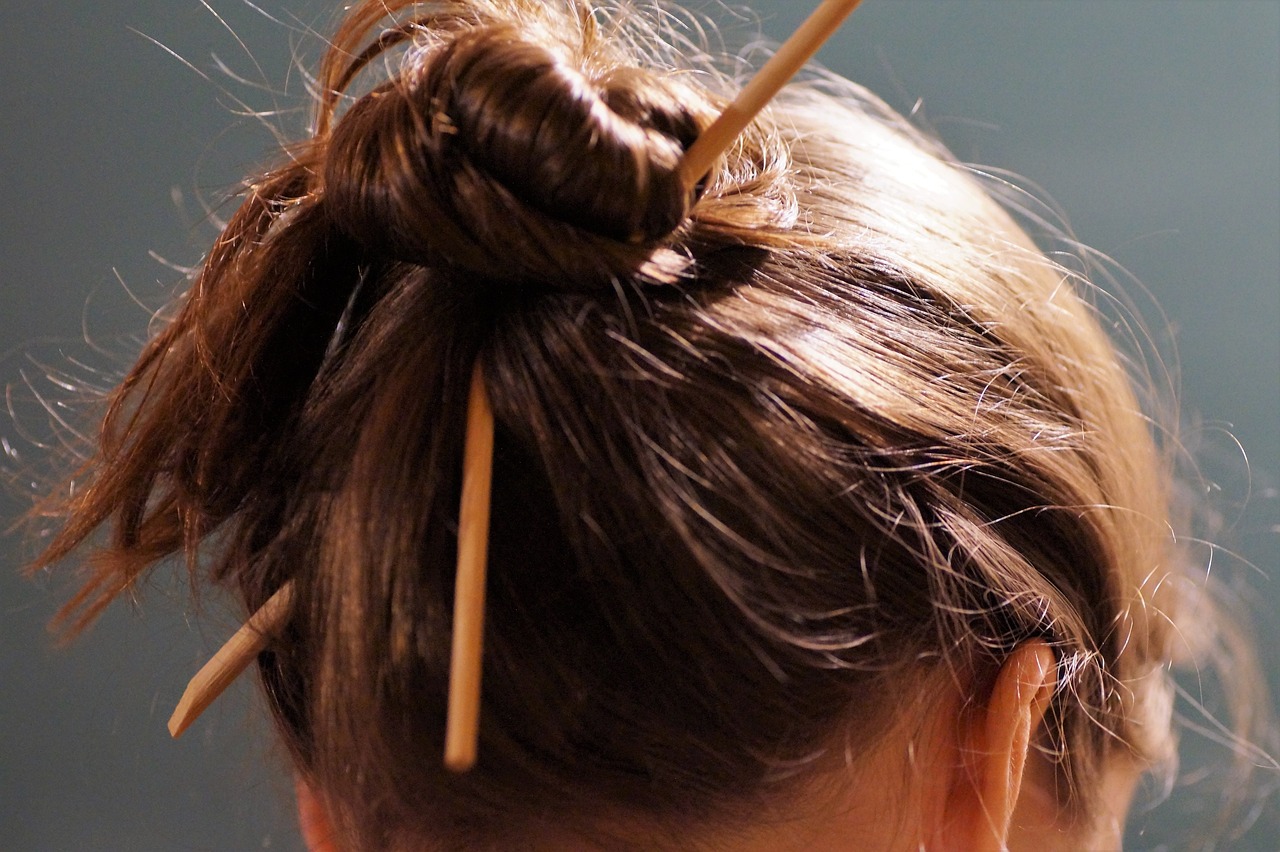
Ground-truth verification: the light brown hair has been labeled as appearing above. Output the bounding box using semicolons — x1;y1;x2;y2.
32;0;1226;848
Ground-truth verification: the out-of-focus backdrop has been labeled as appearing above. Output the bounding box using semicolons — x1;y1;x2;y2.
3;2;1276;849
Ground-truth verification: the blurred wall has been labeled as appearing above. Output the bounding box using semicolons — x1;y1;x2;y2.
3;2;1276;849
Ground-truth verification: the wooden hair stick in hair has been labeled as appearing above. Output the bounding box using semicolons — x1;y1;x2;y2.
167;0;865;758
677;0;864;189
165;364;495;750
444;362;495;772
438;0;868;770
168;581;295;738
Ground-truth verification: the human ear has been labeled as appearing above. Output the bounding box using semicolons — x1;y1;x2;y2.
947;641;1057;852
296;778;343;852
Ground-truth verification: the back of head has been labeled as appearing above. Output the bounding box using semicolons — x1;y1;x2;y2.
38;1;1199;848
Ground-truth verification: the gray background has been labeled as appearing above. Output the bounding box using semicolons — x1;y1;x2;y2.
2;1;1276;849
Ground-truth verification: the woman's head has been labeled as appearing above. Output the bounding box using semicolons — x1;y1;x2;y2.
38;1;1198;848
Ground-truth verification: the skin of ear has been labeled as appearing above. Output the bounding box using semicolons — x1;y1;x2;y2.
939;641;1058;852
980;643;1143;852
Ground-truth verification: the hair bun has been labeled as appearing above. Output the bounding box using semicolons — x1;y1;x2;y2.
322;25;703;288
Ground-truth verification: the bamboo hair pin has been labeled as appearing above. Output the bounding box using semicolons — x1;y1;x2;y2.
444;362;496;771
166;0;865;769
678;0;864;190
168;581;295;738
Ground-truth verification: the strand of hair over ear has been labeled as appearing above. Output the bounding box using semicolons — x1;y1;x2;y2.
166;0;866;772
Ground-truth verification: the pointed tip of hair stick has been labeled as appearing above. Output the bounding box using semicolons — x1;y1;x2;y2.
168;693;198;738
166;582;297;740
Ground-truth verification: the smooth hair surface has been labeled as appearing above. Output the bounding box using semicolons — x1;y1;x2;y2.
33;1;1205;848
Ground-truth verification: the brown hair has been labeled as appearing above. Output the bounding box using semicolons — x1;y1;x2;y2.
33;0;1209;847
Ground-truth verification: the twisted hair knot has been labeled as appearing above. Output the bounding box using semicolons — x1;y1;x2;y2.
323;25;704;288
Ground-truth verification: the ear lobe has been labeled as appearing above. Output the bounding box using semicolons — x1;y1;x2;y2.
955;641;1057;852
